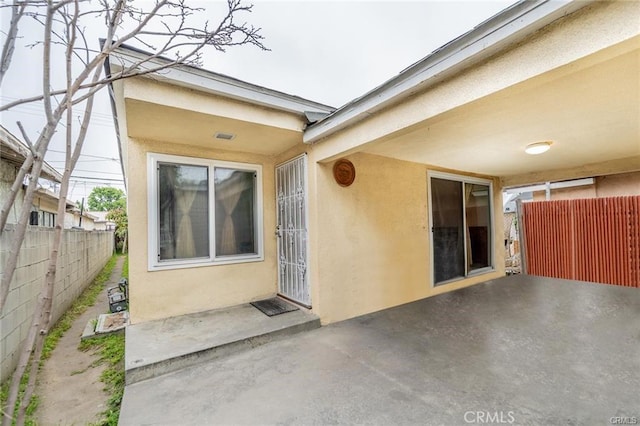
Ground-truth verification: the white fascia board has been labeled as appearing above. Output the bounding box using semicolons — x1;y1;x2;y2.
108;47;334;116
303;0;593;144
504;178;595;194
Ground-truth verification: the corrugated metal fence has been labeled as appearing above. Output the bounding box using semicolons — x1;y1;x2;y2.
523;196;640;287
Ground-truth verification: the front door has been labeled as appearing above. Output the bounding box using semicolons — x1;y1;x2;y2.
275;154;310;307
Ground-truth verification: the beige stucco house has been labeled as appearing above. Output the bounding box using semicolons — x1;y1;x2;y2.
108;0;640;325
88;211;116;231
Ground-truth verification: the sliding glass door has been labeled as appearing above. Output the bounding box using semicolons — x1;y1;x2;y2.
431;177;465;283
430;173;493;286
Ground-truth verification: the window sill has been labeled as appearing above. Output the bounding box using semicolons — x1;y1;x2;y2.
149;255;264;272
433;267;495;287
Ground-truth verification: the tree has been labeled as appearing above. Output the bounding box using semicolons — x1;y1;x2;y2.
106;206;128;253
0;2;266;424
87;186;126;211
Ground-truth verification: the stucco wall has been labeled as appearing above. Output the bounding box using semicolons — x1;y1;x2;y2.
596;172;640;197
0;161;25;225
126;139;278;324
32;194;58;214
313;152;504;324
0;228;114;382
63;213;96;230
533;171;640;201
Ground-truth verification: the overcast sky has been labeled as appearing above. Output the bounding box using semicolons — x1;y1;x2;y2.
0;0;515;203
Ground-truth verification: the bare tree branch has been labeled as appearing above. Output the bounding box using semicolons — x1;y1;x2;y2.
42;1;54;124
0;1;27;86
1;1;267;421
15;5;83;421
16;121;37;157
0;0;267;113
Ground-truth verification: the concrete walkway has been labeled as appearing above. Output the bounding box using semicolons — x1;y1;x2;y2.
120;275;640;425
35;255;125;425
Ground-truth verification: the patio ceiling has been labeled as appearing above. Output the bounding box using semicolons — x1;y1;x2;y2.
363;39;640;186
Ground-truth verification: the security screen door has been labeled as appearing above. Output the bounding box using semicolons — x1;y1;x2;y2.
275;154;310;307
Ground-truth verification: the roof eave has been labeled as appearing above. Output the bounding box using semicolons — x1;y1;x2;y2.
303;0;594;144
106;44;335;116
0;126;63;182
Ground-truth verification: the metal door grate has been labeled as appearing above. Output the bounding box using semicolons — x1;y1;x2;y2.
276;154;310;306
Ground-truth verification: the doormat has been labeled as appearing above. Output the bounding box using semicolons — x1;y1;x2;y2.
251;298;300;317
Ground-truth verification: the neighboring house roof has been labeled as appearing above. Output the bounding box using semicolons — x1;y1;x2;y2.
34;187;75;210
68;208;98;221
87;210;116;224
0;125;62;182
303;0;593;144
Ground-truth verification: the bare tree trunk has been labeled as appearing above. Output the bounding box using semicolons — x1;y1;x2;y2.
13;290;51;426
15;6;88;420
0;1;26;86
0;141;48;312
122;229;128;254
2;4;57;422
2;290;44;426
2;0;266;422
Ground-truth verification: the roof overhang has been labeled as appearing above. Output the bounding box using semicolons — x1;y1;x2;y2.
363;37;640;186
106;44;336;174
304;0;639;187
303;0;594;144
34;188;74;209
106;44;334;117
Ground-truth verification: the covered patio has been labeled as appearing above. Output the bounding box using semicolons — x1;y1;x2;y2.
119;275;639;425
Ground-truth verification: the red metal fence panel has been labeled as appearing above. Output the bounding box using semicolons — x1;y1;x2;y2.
523;196;640;287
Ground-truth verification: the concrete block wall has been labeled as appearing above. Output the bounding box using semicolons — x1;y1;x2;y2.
0;226;114;382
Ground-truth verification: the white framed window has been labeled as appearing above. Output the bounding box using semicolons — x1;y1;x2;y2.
148;153;263;270
428;171;494;286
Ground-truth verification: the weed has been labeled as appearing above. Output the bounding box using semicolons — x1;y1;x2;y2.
0;365;39;426
122;255;129;280
41;254;119;361
70;368;89;376
82;334;125;426
1;253;120;425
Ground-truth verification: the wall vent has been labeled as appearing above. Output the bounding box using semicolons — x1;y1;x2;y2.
214;132;235;140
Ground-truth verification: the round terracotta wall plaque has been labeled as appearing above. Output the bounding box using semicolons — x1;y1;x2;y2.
333;159;356;187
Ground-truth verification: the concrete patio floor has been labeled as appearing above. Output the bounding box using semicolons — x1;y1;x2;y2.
119;275;640;425
124;302;320;384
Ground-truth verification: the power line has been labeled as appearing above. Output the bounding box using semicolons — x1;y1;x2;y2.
46;150;120;161
46;159;118;163
0;95;115;121
73;169;122;175
0;106;115;127
70;175;123;182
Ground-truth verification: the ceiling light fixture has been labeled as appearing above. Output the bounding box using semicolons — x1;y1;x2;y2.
525;141;552;155
214;132;235;141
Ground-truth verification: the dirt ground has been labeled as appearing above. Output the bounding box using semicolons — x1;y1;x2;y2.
35;256;125;425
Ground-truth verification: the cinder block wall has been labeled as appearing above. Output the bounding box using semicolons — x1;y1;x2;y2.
0;226;114;382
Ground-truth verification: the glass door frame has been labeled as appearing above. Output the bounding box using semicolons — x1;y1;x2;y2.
427;170;495;287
